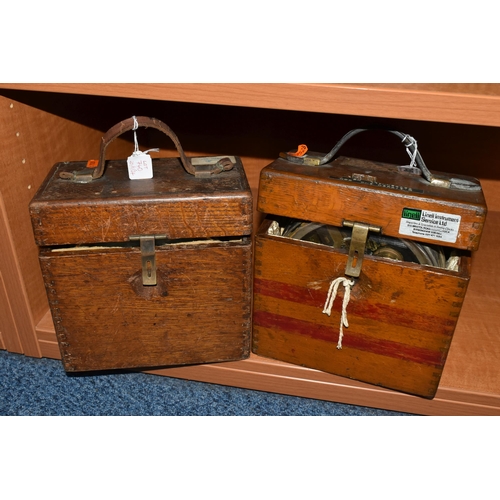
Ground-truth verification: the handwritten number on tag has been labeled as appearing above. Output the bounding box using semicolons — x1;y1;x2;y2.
127;152;153;179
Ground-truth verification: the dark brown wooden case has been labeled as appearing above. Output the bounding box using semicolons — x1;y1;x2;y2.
29;117;253;372
252;131;487;398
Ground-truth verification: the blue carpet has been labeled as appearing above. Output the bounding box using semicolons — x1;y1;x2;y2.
0;350;411;416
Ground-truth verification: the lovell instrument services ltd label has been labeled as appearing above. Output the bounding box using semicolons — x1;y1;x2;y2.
399;208;461;243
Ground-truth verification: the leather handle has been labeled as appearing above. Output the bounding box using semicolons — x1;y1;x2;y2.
282;128;481;191
283;128;432;182
318;129;433;180
92;116;195;179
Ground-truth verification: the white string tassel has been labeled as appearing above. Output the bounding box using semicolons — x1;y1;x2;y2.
132;115;139;153
402;134;418;170
322;277;355;349
130;116;160;156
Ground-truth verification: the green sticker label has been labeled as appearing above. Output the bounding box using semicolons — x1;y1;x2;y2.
401;208;422;221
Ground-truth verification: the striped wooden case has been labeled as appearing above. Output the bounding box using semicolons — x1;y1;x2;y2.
253;219;470;398
252;153;486;398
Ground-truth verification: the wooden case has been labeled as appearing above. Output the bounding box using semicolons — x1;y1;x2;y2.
252;134;487;399
29;117;253;372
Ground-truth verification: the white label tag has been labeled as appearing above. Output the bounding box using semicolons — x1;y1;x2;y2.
399;208;461;243
127;151;153;179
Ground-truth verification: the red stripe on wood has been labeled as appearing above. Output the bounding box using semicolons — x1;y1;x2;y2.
253;309;446;367
254;277;455;336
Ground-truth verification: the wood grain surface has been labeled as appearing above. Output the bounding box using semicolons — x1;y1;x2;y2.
40;240;252;372
3;83;500;126
252;220;470;398
258;157;487;251
30;157;252;246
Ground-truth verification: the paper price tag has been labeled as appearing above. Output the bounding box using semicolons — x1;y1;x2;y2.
127;151;153;179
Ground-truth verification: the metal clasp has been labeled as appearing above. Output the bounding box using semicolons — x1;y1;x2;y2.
129;234;167;286
343;221;381;277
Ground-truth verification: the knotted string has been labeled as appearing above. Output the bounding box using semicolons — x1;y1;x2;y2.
322;277;355;349
401;133;418;170
132;115;140;153
131;115;159;156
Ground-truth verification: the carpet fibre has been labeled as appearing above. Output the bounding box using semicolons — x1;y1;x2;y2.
0;350;411;416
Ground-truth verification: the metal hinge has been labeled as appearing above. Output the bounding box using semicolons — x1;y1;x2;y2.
129;234;167;285
342;221;381;277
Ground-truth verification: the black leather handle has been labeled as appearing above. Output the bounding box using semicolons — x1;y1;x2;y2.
318;129;432;180
282;128;481;191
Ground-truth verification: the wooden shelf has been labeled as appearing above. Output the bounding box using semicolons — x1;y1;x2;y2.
1;83;500;415
4;83;500;126
34;311;500;415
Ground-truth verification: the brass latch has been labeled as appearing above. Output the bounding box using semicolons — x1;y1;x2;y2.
129;234;167;286
342;221;381;277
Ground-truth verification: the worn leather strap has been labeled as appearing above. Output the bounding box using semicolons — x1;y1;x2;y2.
283;128;481;191
93;116;195;179
318;128;433;181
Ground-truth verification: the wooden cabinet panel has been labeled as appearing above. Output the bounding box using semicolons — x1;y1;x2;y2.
0;191;38;355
